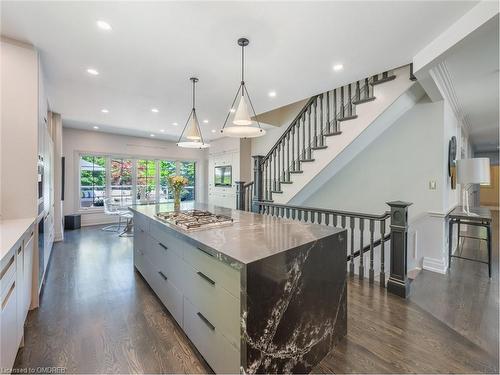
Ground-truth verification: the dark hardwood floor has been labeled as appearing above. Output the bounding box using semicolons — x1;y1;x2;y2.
410;211;499;364
14;223;498;374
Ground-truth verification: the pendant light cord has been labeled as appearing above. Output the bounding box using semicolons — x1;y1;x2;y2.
241;44;245;95
192;78;196;109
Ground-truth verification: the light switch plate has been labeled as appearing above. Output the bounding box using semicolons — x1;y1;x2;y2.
429;181;437;190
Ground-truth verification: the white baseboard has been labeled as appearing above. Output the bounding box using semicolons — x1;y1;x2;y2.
422;256;447;274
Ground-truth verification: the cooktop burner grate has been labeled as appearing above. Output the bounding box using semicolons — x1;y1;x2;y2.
155;210;233;231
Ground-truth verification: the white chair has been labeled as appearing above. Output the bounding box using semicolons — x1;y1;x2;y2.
102;198;125;232
118;209;134;237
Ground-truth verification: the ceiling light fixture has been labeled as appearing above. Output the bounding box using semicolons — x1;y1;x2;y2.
150;134;155;137
333;64;344;71
101;109;109;113
93;126;99;130
211;129;216;133
87;68;99;75
268;91;277;98
220;38;265;138
151;108;159;113
177;77;210;149
160;129;165;133
203;119;209;123
96;20;112;31
172;122;178;126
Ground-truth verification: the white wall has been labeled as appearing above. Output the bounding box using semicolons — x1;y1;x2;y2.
302;96;462;272
62;127;208;225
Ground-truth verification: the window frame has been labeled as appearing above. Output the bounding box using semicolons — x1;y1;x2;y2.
75;151;198;213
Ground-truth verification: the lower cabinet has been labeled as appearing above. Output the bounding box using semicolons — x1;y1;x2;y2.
0;224;34;371
133;218;241;374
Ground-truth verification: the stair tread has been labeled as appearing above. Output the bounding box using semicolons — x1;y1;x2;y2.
324;131;342;137
371;75;396;85
311;145;328;150
352;96;376;105
338;115;358;122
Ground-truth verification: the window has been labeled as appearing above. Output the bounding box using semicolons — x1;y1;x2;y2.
137;159;157;202
159;160;177;202
79;155;106;208
180;161;196;201
110;158;133;205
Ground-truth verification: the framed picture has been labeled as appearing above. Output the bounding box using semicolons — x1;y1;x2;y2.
214;165;232;187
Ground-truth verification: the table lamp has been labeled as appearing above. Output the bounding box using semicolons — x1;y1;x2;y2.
456;158;490;214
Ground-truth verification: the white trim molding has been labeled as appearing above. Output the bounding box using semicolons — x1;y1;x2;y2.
422;256;448;274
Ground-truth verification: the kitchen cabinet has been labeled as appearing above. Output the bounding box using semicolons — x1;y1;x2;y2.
0;221;36;371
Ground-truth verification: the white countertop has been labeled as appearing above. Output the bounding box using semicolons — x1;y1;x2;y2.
0;217;36;261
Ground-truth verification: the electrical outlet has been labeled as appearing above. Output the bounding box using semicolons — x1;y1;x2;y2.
429;181;437;190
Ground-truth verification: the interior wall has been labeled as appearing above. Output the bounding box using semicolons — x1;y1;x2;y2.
301;96;462;272
62;127;208;225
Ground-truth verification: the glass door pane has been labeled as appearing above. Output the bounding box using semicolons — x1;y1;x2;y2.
180;161;196;201
110;158;133;207
159;160;177;202
136;159;157;203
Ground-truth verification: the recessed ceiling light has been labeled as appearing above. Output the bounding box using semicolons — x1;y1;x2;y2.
160;129;165;133
268;91;277;98
203;119;209;123
151;108;159;113
101;109;109;113
93;126;99;130
333;64;344;71
87;68;99;75
96;20;112;31
172;122;178;126
229;108;236;113
150;134;155;137
211;129;216;133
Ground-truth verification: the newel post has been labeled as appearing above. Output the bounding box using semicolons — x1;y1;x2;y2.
252;155;264;213
386;201;412;298
235;181;245;211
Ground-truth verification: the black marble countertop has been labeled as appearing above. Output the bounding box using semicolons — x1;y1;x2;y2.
129;202;344;265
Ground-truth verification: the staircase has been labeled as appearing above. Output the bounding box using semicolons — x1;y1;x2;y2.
249;64;418;205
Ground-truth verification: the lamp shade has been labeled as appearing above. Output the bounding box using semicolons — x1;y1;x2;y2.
233;95;252;125
185;111;201;140
456;158;490;184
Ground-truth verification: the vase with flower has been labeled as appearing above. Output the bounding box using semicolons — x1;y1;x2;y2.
168;175;188;211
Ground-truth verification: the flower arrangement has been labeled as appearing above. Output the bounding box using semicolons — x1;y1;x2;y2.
168;175;189;210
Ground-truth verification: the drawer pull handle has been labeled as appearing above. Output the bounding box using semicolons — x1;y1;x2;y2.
1;281;15;310
197;271;215;286
0;255;15;280
197;247;214;258
158;271;168;281
197;312;215;331
158;242;168;251
17;246;22;255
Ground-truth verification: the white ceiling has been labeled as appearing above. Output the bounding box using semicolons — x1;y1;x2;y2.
1;1;478;141
444;15;499;152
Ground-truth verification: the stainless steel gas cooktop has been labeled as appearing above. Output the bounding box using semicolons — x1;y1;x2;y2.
155;210;233;232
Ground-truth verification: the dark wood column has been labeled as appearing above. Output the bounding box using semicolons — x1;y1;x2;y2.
252;155;264;213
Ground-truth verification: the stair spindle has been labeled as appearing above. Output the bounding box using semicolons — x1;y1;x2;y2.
355;81;361;102
369;219;375;283
302;114;306;160
326;91;330;133
297;120;301;170
313;98;318;148
307;107;312;159
282;141;286;183
290;125;295;172
348;83;353;117
320;94;324;146
359;218;365;280
349;217;355;276
380;219;386;287
340;86;345;119
364;78;370;99
273;151;277;192
277;145;280;191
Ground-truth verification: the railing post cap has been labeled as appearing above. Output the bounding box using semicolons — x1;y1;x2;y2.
386;201;412;208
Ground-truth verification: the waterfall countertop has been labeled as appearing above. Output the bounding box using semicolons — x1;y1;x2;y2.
129;202;345;265
0;217;36;261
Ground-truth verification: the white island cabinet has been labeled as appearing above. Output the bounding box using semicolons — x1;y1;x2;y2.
0;219;36;372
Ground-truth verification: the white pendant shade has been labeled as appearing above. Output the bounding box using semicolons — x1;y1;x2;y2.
223;126;266;138
233;95;252;125
177;140;210;148
185;112;201;140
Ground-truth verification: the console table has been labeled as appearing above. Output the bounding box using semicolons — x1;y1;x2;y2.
448;206;492;278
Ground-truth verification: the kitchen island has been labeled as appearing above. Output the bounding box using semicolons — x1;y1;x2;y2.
130;203;347;374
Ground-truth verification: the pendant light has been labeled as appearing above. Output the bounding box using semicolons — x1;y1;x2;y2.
177;77;210;148
220;38;266;138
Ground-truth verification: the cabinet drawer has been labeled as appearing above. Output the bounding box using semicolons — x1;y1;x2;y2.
183;261;240;348
149;220;186;259
184;246;240;299
143;256;183;326
0;278;18;370
134;213;149;232
148;240;184;288
183;297;240;374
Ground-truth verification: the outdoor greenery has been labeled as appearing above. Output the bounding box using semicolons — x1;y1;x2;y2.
80;155;106;187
